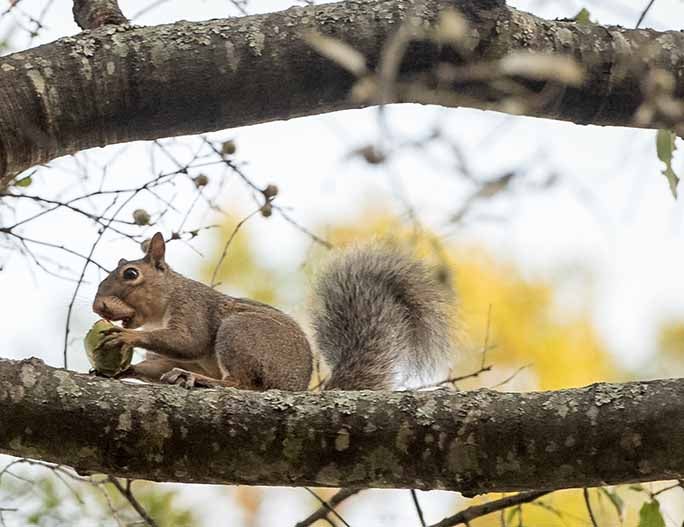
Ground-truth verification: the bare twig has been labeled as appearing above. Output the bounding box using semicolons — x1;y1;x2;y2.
583;488;599;527
415;305;495;390
107;476;158;527
200;137;332;249
636;0;656;28
209;207;261;288
296;488;360;527
489;363;533;389
411;489;427;527
0;229;108;272
428;491;552;527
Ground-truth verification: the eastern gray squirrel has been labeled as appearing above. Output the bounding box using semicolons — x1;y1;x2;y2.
92;232;454;390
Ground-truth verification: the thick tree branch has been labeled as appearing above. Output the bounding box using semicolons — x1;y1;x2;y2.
1;357;684;495
1;0;683;184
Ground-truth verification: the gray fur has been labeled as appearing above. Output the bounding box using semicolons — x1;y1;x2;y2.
312;242;455;390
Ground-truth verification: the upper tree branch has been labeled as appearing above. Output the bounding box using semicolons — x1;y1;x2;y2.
1;357;683;495
1;0;683;184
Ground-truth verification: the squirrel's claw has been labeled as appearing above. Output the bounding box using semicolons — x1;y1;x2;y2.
95;328;137;352
94;334;120;352
160;367;196;389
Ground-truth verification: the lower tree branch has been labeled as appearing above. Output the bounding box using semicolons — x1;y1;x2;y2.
1;357;683;495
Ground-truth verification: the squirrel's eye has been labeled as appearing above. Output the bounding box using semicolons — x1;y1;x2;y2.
123;268;139;280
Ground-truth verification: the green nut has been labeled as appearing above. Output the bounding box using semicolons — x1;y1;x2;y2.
84;319;133;377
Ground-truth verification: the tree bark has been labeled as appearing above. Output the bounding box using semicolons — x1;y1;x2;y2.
1;0;683;185
1;356;683;495
72;0;127;30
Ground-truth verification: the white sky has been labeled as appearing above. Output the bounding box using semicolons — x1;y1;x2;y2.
1;0;684;525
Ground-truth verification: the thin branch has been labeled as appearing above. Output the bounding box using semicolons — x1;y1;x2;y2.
635;0;656;28
273;205;333;249
106;476;158;527
295;488;361;527
428;491;552;527
297;487;351;527
129;0;171;20
0;229;108;271
209;207;261;288
411;489;427;527
583;488;599;527
489;364;533;389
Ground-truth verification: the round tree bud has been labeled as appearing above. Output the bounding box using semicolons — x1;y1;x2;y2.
260;202;273;217
221;140;237;156
132;209;151;225
194;174;209;188
263;184;279;199
359;145;386;165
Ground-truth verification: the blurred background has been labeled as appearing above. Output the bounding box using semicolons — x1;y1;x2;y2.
1;0;683;525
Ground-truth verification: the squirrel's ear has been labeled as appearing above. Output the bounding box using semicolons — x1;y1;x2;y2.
145;232;166;269
118;258;128;267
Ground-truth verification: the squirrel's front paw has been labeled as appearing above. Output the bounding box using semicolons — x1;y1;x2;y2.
160;368;197;389
95;327;139;352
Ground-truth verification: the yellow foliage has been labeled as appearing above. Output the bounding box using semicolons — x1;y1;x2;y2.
658;320;684;362
467;487;627;527
199;219;279;305
454;250;616;390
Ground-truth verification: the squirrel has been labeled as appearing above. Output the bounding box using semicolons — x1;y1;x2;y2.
92;232;454;390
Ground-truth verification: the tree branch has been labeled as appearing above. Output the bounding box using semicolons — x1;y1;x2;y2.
72;0;128;30
1;0;683;184
2;357;684;495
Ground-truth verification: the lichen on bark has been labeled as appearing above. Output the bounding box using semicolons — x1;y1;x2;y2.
2;357;684;495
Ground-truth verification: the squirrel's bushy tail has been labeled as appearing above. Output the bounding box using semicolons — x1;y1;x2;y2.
311;242;454;390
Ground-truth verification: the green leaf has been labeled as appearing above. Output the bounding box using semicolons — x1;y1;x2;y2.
15;175;32;187
656;129;679;198
574;8;592;24
599;488;624;520
639;500;666;527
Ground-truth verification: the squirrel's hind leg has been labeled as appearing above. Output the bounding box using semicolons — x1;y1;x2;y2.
215;312;312;391
160;367;242;390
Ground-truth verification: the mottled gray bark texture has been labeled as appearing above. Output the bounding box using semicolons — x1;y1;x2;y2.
1;0;683;185
1;357;683;495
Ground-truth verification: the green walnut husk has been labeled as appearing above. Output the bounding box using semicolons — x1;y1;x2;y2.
84;319;133;377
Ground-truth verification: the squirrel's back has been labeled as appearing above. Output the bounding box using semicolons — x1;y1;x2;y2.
311;242;455;390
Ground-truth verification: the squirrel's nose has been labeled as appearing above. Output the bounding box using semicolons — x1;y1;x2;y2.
92;298;111;318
